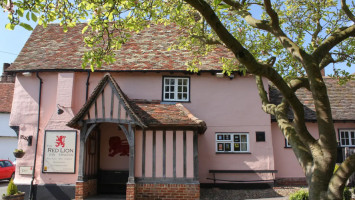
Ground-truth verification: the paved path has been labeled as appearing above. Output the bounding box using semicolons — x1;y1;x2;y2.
0;180;9;196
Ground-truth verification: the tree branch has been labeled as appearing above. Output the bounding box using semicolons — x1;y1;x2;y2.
341;0;355;23
222;0;272;32
191;35;222;45
327;153;355;199
256;76;313;174
313;25;355;62
263;0;279;29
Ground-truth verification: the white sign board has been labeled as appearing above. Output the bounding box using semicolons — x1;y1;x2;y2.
19;166;33;175
42;130;77;173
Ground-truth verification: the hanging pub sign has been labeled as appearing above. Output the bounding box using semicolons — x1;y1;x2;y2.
42;130;77;173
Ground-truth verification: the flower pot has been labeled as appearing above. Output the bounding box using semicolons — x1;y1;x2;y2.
2;193;25;200
13;152;25;158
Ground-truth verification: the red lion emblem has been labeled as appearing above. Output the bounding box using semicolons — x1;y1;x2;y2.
109;136;129;157
55;136;66;147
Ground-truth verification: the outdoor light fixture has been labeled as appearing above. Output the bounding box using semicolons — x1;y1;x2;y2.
20;135;33;146
22;72;32;77
57;104;64;115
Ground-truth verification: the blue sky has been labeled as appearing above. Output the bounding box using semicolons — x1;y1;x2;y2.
0;8;353;75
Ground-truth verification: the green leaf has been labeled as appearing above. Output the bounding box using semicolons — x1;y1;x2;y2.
31;13;38;22
19;23;34;31
26;12;30;21
82;26;89;34
17;8;24;17
5;23;14;30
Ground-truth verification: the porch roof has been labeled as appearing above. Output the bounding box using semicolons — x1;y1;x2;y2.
0;83;14;113
67;73;206;133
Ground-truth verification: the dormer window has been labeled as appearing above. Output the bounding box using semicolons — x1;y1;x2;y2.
163;77;190;102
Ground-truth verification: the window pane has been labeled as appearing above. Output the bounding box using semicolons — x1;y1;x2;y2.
165;79;169;84
183;93;187;100
183;79;188;85
225;143;231;151
241;135;247;142
165;93;169;99
241;143;247;151
178;93;182;99
234;143;240;151
165;86;169;92
170;86;174;91
178;79;182;85
234;135;240;142
178;86;182;92
171;93;174;99
183;86;187;92
170;79;175;84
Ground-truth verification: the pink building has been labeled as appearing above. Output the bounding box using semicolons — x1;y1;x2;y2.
7;24;355;200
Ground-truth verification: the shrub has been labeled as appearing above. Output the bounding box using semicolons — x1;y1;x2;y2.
6;179;18;196
343;187;351;200
289;189;309;200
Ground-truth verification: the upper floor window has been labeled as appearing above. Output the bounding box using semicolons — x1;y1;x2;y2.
339;129;355;147
163;77;190;102
216;133;249;153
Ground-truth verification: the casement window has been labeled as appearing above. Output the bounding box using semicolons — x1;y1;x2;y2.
163;77;190;102
339;129;355;147
216;133;249;153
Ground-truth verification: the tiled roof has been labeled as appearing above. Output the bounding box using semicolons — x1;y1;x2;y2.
269;78;355;121
0;83;14;113
8;23;233;72
68;73;206;132
131;101;206;131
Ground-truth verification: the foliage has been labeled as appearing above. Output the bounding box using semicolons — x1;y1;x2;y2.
289;190;309;200
13;149;24;153
343;187;351;200
2;0;355;199
6;179;18;196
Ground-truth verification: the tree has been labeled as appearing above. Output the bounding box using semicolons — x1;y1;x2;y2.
2;0;355;199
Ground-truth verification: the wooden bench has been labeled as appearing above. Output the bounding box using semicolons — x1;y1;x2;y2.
208;170;278;184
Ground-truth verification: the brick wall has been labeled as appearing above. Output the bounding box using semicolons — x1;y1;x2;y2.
275;178;307;186
75;179;97;200
135;183;200;200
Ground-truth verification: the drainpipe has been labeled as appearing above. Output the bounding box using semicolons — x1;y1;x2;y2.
85;71;90;102
29;72;43;200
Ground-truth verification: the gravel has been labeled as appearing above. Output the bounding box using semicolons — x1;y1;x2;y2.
200;186;306;200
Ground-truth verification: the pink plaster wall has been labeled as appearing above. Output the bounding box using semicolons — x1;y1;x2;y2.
272;122;355;178
99;123;129;170
10;73;79;185
12;72;274;184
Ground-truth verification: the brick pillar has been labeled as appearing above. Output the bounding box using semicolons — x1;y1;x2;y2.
75;182;84;200
126;183;136;200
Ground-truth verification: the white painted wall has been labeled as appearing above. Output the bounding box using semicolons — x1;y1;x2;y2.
0;113;18;162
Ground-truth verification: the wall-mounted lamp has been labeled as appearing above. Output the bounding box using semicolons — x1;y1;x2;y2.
57;104;64;115
20;135;33;146
22;72;32;77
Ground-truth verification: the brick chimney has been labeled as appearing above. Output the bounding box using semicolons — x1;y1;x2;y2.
1;63;15;83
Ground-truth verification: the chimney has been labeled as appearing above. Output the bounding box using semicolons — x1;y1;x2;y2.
1;63;15;83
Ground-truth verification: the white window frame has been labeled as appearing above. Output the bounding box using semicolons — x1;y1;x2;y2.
163;77;190;102
339;129;355;147
215;133;249;153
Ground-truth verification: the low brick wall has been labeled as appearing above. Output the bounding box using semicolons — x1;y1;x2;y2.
275;177;307;186
75;179;97;200
135;183;200;200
